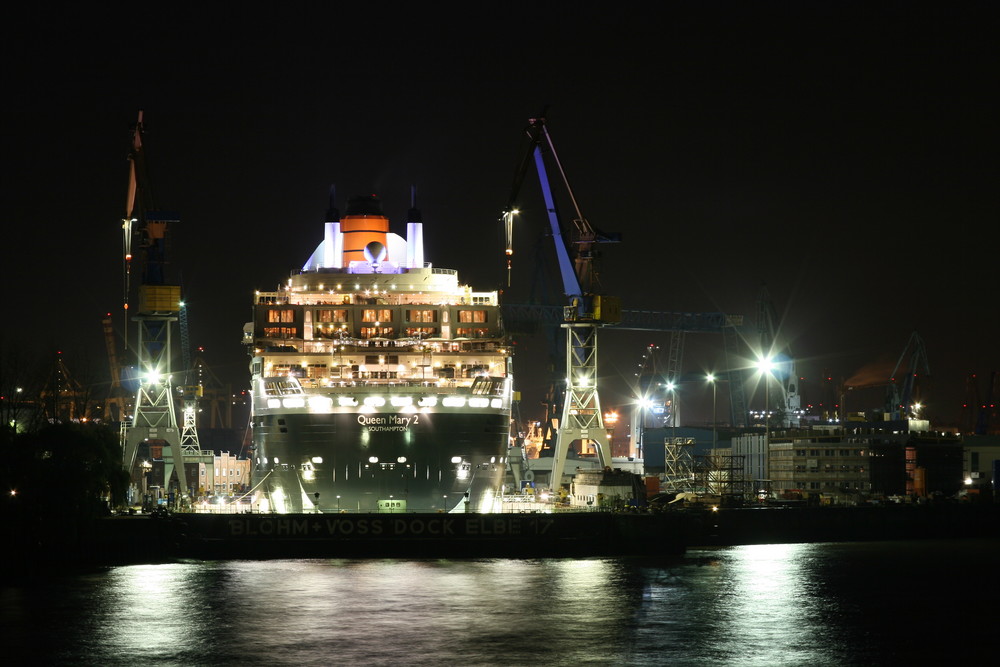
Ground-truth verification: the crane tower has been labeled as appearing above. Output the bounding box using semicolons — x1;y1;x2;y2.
504;116;621;490
119;111;190;500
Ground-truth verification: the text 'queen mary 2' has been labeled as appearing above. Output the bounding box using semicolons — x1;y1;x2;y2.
244;194;512;514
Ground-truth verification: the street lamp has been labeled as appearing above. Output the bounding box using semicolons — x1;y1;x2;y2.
756;356;775;495
706;374;717;451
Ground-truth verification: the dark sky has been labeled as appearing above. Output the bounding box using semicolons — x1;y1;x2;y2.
2;2;997;427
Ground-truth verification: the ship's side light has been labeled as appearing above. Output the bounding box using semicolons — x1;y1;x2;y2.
451;456;462;464
364;396;386;407
267;398;281;409
338;396;358;407
390;396;412;407
468;397;489;408
283;397;305;408
418;396;438;407
369;456;379;463
308;395;333;411
443;396;465;407
397;456;407;463
490;398;503;409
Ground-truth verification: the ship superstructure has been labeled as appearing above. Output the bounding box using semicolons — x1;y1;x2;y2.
245;194;512;513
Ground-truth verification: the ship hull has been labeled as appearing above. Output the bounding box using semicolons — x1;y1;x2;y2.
251;409;509;513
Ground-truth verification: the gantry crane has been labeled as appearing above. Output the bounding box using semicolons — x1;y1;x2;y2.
119;110;191;500
503;115;621;490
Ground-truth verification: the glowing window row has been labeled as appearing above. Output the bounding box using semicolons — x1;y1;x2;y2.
265;396;503;410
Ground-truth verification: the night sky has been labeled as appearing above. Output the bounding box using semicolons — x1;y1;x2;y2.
2;2;996;427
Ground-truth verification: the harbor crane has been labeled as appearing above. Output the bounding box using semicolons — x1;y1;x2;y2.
119;110;190;500
886;331;930;421
503;117;751;484
840;331;931;422
503;115;621;490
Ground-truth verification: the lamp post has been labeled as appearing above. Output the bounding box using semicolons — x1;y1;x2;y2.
706;374;717;451
756;356;774;496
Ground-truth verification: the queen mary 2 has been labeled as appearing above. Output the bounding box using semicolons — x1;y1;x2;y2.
244;193;512;513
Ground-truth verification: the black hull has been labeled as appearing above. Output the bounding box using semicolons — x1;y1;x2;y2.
251;410;509;513
151;512;691;560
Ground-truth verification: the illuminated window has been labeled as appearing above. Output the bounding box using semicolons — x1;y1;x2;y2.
362;309;393;322
306;364;328;379
316;309;348;323
268;309;295;323
458;310;487;323
408;309;438;323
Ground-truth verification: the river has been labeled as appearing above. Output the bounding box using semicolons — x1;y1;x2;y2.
2;538;995;666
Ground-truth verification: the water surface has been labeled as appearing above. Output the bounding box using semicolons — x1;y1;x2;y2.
3;539;995;665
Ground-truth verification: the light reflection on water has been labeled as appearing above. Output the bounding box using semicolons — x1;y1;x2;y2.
3;539;995;666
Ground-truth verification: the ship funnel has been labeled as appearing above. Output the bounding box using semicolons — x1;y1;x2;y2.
341;195;389;266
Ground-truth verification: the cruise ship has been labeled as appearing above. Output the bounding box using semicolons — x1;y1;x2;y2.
244;193;512;513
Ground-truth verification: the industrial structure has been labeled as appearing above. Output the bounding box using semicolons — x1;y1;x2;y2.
118;111;215;504
502;115;755;496
503;115;620;490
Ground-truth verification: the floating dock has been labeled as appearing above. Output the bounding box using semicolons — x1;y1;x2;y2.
88;511;693;563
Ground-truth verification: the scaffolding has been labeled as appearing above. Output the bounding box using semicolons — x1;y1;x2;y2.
693;453;749;504
662;437;695;491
